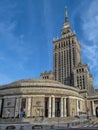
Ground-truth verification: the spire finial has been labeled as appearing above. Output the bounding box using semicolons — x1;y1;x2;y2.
65;6;68;21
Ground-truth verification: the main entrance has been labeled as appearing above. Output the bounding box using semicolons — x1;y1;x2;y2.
96;106;98;117
55;98;60;117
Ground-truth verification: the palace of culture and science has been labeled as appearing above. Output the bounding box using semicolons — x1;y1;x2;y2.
0;8;98;120
41;8;94;95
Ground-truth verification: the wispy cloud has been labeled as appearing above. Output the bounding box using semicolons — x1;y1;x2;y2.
80;0;98;88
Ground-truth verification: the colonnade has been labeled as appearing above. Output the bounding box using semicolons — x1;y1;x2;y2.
48;96;67;118
1;96;97;118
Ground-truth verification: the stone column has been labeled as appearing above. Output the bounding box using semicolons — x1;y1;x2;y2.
63;98;66;117
61;97;63;117
15;98;20;117
92;100;95;115
19;98;22;118
27;97;31;117
48;96;51;118
52;96;55;117
0;99;2;116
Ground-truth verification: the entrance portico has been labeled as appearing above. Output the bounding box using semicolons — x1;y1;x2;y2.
45;96;67;118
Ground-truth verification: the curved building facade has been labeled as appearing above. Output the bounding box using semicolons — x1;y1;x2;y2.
0;79;87;118
0;79;98;119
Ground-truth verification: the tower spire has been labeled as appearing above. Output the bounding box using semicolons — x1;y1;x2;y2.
65;6;68;22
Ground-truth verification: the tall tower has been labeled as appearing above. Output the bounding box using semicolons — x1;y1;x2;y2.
53;8;81;86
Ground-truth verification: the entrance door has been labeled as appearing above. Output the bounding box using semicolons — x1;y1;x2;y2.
45;98;48;117
55;98;60;117
96;107;98;117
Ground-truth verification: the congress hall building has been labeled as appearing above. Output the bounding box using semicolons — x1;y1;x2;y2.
0;9;98;119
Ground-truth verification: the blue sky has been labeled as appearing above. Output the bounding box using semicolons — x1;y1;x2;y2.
0;0;98;89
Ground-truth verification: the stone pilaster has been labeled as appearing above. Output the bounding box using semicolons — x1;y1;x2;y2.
92;101;95;115
27;97;31;117
61;97;63;117
15;98;20;117
63;98;66;117
48;96;51;118
52;96;55;117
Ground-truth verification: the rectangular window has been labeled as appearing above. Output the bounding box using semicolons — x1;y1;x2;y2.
78;100;80;109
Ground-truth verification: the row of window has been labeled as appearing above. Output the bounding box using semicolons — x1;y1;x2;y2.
76;68;84;73
54;39;75;49
54;50;75;65
42;76;49;79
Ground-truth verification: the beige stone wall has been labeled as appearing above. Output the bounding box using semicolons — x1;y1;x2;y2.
86;100;91;115
31;96;44;117
2;98;16;118
67;97;86;116
81;100;86;113
68;98;77;116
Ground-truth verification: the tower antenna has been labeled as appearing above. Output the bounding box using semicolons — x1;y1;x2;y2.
65;6;68;21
